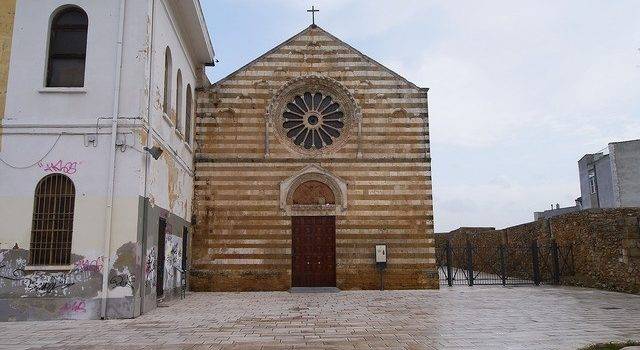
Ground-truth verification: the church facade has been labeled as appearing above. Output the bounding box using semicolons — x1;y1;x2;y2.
191;25;436;291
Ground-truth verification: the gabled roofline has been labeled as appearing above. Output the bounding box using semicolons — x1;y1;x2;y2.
211;24;427;91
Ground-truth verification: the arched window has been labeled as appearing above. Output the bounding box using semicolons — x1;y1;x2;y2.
163;47;172;115
185;84;193;144
176;69;183;131
46;6;88;87
29;174;76;266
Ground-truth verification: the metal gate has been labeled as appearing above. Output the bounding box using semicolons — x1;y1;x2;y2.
437;240;574;286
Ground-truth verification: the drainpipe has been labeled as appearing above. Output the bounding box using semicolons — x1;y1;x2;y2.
140;0;156;313
101;0;126;320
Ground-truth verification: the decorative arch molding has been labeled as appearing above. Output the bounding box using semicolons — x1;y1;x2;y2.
280;164;347;216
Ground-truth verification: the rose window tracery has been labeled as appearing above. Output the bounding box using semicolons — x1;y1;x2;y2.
268;75;360;156
282;92;344;150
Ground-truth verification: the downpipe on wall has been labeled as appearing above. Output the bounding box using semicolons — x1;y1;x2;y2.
140;0;156;313
101;0;126;320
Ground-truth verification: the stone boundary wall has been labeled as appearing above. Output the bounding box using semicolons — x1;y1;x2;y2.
437;208;640;293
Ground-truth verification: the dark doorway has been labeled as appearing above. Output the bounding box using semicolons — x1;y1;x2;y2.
156;218;166;298
292;216;336;287
181;227;188;272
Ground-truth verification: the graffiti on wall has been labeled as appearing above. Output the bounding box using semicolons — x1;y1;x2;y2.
109;274;135;289
162;234;183;290
59;299;86;314
144;246;156;289
73;257;104;273
0;268;76;296
165;240;181;277
107;242;139;294
0;246;139;299
38;160;82;175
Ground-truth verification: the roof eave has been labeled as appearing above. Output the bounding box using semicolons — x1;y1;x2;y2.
193;0;215;62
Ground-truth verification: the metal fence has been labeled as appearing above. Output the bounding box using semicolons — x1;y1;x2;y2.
437;240;574;286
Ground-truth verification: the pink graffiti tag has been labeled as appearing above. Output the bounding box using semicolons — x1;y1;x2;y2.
38;160;81;175
73;257;103;273
59;300;86;313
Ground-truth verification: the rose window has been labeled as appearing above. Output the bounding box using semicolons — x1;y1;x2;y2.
282;92;344;150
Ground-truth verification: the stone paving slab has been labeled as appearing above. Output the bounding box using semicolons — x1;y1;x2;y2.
0;286;639;349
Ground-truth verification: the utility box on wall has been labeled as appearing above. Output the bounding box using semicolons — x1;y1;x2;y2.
375;244;387;269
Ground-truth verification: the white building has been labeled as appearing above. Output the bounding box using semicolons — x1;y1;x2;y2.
0;0;214;320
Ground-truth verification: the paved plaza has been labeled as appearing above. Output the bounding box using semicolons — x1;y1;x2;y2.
1;286;639;350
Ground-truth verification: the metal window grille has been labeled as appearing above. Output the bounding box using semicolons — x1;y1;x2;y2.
29;174;75;266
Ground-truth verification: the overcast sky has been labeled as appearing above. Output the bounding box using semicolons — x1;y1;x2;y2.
201;0;640;232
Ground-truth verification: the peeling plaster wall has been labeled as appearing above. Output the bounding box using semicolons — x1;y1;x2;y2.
0;0;206;321
0;0;156;321
144;0;197;223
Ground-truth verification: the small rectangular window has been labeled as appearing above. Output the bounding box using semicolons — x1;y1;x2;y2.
588;170;597;194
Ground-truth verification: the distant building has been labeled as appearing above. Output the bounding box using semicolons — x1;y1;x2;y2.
534;200;581;221
534;139;640;220
578;139;640;209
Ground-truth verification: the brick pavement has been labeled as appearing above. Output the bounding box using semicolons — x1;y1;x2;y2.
1;286;639;350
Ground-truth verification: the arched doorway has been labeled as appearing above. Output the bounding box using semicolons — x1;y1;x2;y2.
290;180;336;287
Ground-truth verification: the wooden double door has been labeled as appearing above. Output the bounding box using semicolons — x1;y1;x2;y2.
291;216;336;287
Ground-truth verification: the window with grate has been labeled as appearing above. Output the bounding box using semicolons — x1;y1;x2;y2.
46;6;88;87
29;174;76;266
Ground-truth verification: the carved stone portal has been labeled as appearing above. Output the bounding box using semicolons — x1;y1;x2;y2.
280;164;347;216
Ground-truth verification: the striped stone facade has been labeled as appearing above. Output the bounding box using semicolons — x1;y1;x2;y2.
191;25;437;291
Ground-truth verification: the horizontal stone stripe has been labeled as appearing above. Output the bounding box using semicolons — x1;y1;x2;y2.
194;117;426;123
209;253;289;260
197;152;430;159
197;146;430;153
215;75;415;85
196;163;429;170
201;199;433;207
202;258;290;265
199;194;432;202
199;105;427;114
206;253;435;262
238;65;396;76
212;79;422;89
197;138;426;146
201;242;434;249
194;156;430;162
195;169;430;176
211;97;427;106
195;131;428;139
214;78;421;90
198;175;431;181
191;264;288;270
195;164;430;171
213;90;426;98
191;263;433;270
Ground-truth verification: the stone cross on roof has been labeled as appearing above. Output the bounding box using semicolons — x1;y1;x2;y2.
307;6;319;25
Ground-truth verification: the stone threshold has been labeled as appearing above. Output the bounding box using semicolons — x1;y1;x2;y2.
288;287;341;293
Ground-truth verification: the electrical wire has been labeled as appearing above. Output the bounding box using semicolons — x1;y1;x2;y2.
0;133;62;169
